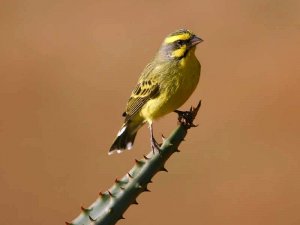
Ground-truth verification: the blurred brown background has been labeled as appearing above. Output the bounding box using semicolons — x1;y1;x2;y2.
0;0;299;224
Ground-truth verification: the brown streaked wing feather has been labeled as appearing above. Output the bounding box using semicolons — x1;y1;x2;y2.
123;80;159;122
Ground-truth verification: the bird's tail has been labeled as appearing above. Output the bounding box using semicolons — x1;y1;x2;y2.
109;120;143;155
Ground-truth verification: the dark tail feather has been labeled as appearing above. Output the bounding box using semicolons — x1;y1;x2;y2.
109;123;138;155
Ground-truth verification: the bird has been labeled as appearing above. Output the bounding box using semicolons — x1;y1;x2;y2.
109;29;203;155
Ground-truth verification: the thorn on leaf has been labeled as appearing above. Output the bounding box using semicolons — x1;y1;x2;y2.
108;190;114;197
160;167;168;172
135;159;144;165
89;216;96;222
119;215;125;220
81;206;92;213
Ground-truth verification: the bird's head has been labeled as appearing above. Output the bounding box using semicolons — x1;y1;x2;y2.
159;29;203;60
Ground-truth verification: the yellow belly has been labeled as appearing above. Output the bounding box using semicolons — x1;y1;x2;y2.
141;52;200;122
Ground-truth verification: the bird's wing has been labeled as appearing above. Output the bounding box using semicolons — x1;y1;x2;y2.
122;62;161;121
123;78;160;122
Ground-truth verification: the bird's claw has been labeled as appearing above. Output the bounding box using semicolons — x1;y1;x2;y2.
151;137;161;154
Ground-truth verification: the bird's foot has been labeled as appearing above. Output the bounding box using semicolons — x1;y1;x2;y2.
174;100;202;128
150;136;161;154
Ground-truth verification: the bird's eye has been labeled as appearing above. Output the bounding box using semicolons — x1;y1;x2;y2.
176;40;184;46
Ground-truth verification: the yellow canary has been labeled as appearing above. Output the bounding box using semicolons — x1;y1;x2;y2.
109;29;203;154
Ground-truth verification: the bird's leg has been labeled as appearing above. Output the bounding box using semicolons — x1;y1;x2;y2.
149;122;161;154
174;101;201;128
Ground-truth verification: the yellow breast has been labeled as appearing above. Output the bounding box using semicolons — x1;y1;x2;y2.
141;48;201;122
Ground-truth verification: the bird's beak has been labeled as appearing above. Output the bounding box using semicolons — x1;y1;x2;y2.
190;35;203;47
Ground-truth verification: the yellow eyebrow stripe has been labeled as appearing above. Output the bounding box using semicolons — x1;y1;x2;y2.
164;33;191;44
